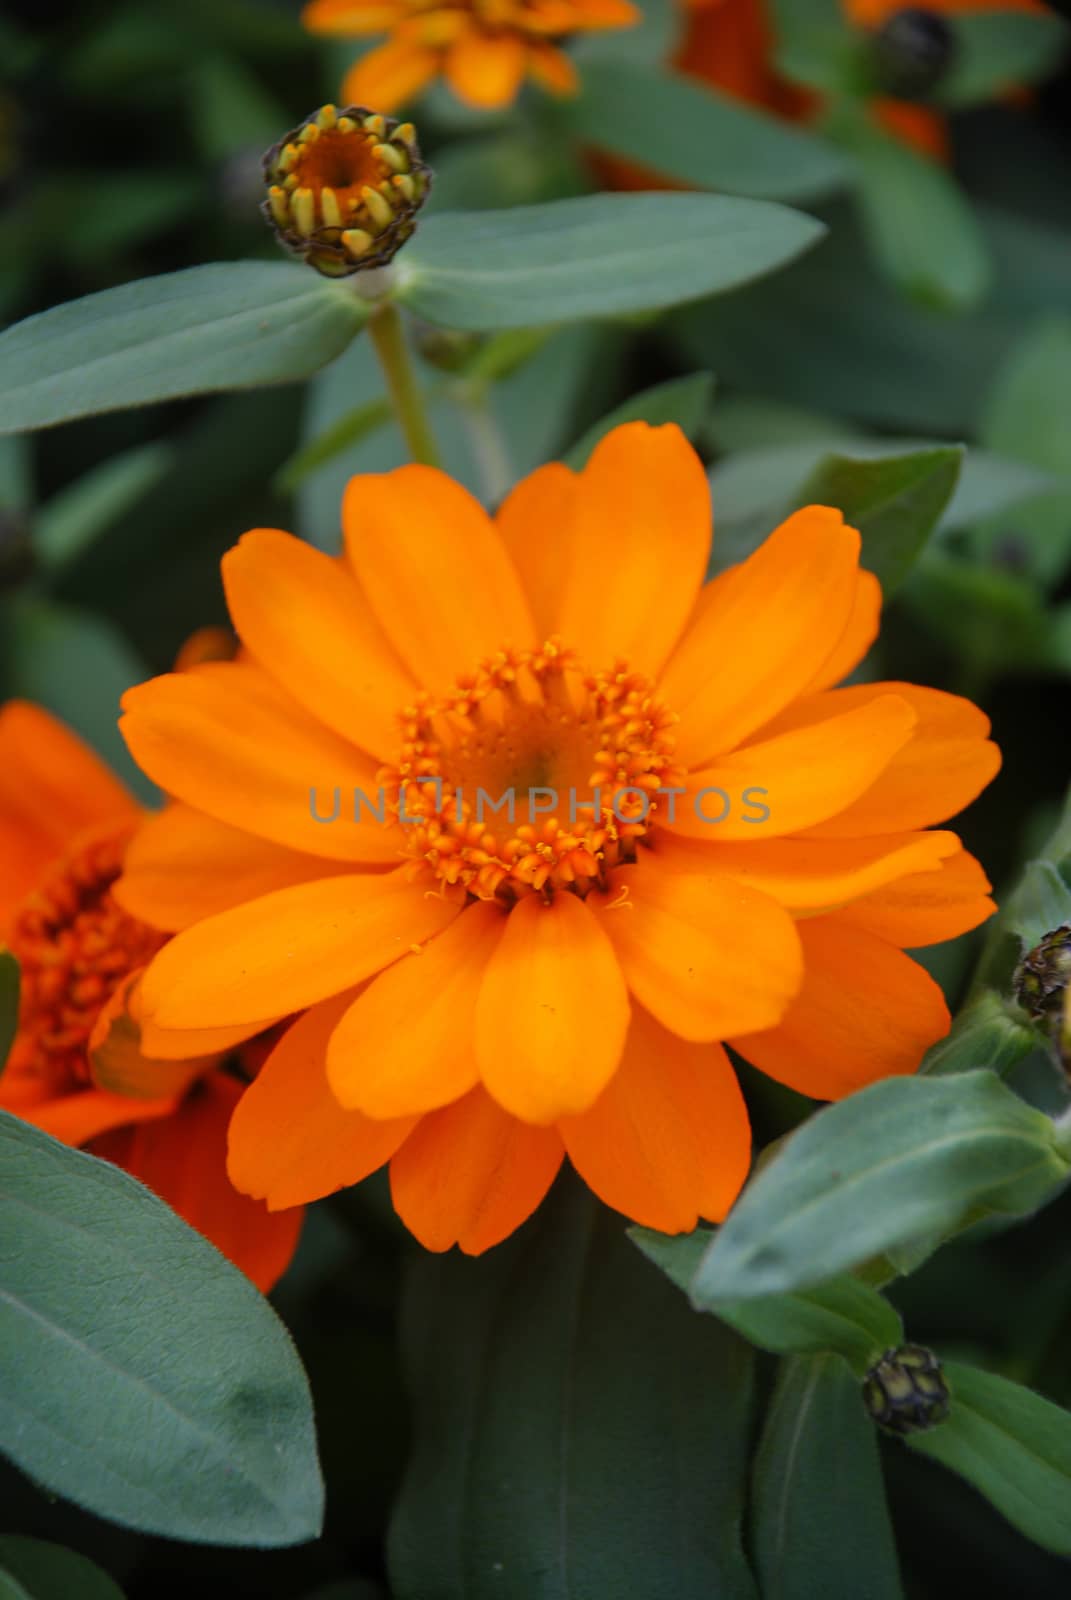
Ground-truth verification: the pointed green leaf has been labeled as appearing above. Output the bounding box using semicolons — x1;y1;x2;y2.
397;193;825;331
751;1355;904;1599
920;990;1039;1079
389;1181;757;1599
693;1072;1071;1301
559;58;848;201
0;1113;323;1546
836;114;992;312
33;443;174;572
0;1538;124;1600
633;1226;902;1374
937;13;1070;107
908;1362;1071;1555
0;950;18;1075
564;373;714;469
0;262;368;434
794;445;962;592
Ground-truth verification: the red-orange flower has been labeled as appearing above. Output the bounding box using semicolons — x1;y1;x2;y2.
674;0;1047;163
116;422;1000;1255
303;0;639;111
0;703;300;1291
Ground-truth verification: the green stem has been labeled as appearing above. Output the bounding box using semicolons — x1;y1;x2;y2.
368;301;442;468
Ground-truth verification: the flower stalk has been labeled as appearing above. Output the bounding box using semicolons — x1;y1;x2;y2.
368;301;442;469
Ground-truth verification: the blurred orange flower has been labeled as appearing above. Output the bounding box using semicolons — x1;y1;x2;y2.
117;422;1000;1255
302;0;639;111
676;0;1047;161
0;703;300;1291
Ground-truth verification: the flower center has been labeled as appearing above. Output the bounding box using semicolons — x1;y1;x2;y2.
8;824;165;1096
263;105;430;275
382;639;683;902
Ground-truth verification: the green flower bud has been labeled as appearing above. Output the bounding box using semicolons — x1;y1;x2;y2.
863;1344;951;1436
871;8;958;101
1014;926;1071;1057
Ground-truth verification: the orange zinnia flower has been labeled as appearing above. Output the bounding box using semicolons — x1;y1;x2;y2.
116;422;1000;1254
0;702;301;1291
302;0;639;112
674;0;1047;162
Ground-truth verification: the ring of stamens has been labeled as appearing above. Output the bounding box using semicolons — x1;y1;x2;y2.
381;638;683;902
8;825;164;1093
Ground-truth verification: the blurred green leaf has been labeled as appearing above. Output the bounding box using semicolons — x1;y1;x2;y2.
0;950;18;1076
427;134;592;214
276;398;394;494
751;1355;904;1600
937;12;1070;106
796;445;961;593
904;551;1058;679
0;1113;323;1546
0;1538;124;1600
770;0;861;94
836;112;992;311
0;437;30;516
34;444;175;574
633;1226;903;1374
564;373;715;468
983;316;1071;475
559;58;848;201
38;174;202;267
190;55;290;162
0;597;154;801
398;194;825;331
0;264;368;434
692;1072;1070;1300
908;1363;1071;1555
389;1181;757;1599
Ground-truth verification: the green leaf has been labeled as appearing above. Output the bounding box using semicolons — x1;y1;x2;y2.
0;949;18;1076
0;1538;124;1600
908;1362;1071;1555
559;58;848;201
751;1355;904;1599
0;596;154;802
920;990;1038;1079
632;1227;902;1375
982;316;1071;476
693;1072;1071;1301
33;443;174;573
0;1113;323;1545
564;373;714;469
937;13;1070;107
837;114;992;312
0;263;368;434
769;0;862;94
397;193;825;332
275;397;394;493
795;445;962;593
389;1180;757;1599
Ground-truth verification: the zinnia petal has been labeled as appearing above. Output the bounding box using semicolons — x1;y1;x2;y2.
561;1006;751;1233
115;804;350;932
802;568;882;693
0;700;136;856
650;827;960;911
731;916;950;1101
662;506;862;764
93;1074;303;1293
120;663;398;863
667;693;918;840
555;423;711;678
444;32;528;108
591;863;801;1041
342;40;441;111
833;848;995;947
139;870;461;1030
328;901;507;1117
495;462;579;639
475;889;630;1122
222;528;413;760
227;991;417;1210
389;1086;564;1254
343;464;536;688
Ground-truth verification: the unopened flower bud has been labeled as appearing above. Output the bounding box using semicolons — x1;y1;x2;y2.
872;8;958;100
863;1344;951;1436
261;104;431;278
1015;925;1071;1064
